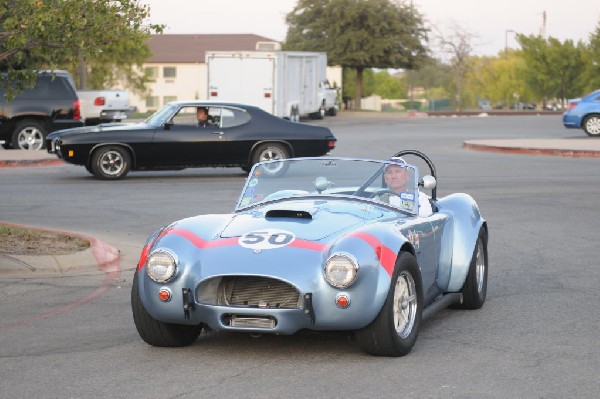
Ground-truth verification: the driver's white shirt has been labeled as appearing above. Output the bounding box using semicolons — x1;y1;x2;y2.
389;191;432;217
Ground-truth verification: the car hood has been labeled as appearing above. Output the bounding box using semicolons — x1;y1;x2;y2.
47;122;154;139
219;198;398;241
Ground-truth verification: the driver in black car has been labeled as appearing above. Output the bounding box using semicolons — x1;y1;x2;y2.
378;160;433;217
196;107;213;127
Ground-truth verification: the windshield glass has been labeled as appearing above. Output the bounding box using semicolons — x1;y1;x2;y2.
236;158;419;214
144;103;178;125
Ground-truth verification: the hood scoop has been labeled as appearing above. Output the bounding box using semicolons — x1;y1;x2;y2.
265;209;312;219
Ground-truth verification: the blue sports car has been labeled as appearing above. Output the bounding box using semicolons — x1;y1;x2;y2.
131;151;488;356
562;89;600;136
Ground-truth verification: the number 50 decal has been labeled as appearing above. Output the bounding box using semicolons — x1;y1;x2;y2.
239;229;296;250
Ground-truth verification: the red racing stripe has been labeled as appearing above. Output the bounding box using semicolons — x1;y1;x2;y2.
349;231;397;276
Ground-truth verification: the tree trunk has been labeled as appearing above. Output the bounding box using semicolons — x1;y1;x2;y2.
355;67;364;110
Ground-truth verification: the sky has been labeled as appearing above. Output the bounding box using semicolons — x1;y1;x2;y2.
141;0;599;57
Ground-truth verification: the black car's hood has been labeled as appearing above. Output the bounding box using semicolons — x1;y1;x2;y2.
47;122;154;139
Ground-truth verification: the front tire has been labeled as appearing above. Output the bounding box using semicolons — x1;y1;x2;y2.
356;252;423;356
131;272;204;347
90;146;131;180
12;120;46;150
583;115;600;136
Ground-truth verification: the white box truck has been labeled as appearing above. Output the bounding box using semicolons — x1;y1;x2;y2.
206;51;338;121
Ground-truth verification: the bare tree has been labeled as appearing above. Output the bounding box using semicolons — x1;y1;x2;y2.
433;23;478;111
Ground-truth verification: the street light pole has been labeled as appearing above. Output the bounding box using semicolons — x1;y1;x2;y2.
505;29;515;59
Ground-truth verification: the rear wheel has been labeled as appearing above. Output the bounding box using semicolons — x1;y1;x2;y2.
250;143;290;174
90;145;131;180
131;273;203;347
12;120;46;150
356;252;423;356
583;115;600;136
309;103;325;119
454;227;488;309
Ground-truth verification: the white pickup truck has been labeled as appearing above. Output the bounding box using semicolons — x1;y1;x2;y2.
77;90;130;125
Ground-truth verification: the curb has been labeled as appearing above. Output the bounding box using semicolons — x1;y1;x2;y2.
464;141;600;158
0;158;64;168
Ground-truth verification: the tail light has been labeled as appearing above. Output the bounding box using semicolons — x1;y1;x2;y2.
94;96;106;106
73;100;81;120
210;91;218;97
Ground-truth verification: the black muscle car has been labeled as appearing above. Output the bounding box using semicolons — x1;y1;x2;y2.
46;101;336;179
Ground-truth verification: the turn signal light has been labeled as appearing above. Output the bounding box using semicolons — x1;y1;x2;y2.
336;293;350;308
158;288;172;302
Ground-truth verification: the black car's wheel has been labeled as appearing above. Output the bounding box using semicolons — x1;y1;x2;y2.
356;252;423;357
131;272;204;347
583;115;600;136
455;227;488;309
250;143;290;174
12;120;46;150
90;146;131;180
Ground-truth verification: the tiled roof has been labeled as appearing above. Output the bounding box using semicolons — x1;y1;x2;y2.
146;34;278;63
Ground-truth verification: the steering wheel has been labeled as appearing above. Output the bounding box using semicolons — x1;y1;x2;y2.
368;189;394;199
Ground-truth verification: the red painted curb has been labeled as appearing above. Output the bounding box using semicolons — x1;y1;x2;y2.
0;222;121;330
0;159;64;168
463;142;600;158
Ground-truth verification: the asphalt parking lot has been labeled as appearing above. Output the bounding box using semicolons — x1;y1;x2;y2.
1;113;599;398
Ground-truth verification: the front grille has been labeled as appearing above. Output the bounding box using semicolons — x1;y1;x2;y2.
218;276;300;309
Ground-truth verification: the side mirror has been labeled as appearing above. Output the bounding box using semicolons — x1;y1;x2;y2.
163;121;174;130
314;176;334;193
420;175;436;191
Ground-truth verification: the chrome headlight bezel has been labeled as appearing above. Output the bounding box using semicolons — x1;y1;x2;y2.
324;253;359;288
146;249;178;283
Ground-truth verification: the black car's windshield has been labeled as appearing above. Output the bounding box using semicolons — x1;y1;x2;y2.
144;103;178;126
236;158;419;215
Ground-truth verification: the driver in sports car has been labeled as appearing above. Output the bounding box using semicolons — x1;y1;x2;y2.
379;160;433;217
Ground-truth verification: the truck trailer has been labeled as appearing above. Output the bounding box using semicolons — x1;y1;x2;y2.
206;51;338;121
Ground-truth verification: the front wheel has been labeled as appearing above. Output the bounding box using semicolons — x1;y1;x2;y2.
583;115;600;136
12;120;47;150
90;146;131;180
356;252;423;356
131;272;204;347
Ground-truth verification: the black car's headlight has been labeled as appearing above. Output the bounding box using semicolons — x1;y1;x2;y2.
324;253;359;288
146;249;178;283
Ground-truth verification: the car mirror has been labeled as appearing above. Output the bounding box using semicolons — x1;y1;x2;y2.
420;175;436;191
314;176;334;193
164;121;174;130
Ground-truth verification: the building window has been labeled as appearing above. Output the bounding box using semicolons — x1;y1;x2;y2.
163;96;177;104
146;96;159;109
144;66;158;79
163;67;177;78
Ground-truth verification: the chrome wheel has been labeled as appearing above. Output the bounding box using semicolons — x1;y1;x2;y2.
393;270;417;339
99;150;126;177
17;126;44;150
254;144;289;174
475;238;486;293
584;115;600;136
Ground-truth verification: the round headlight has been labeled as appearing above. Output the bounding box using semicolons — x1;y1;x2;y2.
324;253;359;288
146;250;177;283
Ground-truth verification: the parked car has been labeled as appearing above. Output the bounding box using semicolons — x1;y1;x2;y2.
131;151;488;356
78;89;130;125
0;70;83;150
46;101;336;179
563;89;600;136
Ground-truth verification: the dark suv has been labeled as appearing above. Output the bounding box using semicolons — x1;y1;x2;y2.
0;70;83;150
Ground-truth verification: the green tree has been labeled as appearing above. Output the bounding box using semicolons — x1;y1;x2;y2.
584;21;600;91
0;0;162;98
516;34;587;104
470;53;530;109
284;0;428;109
